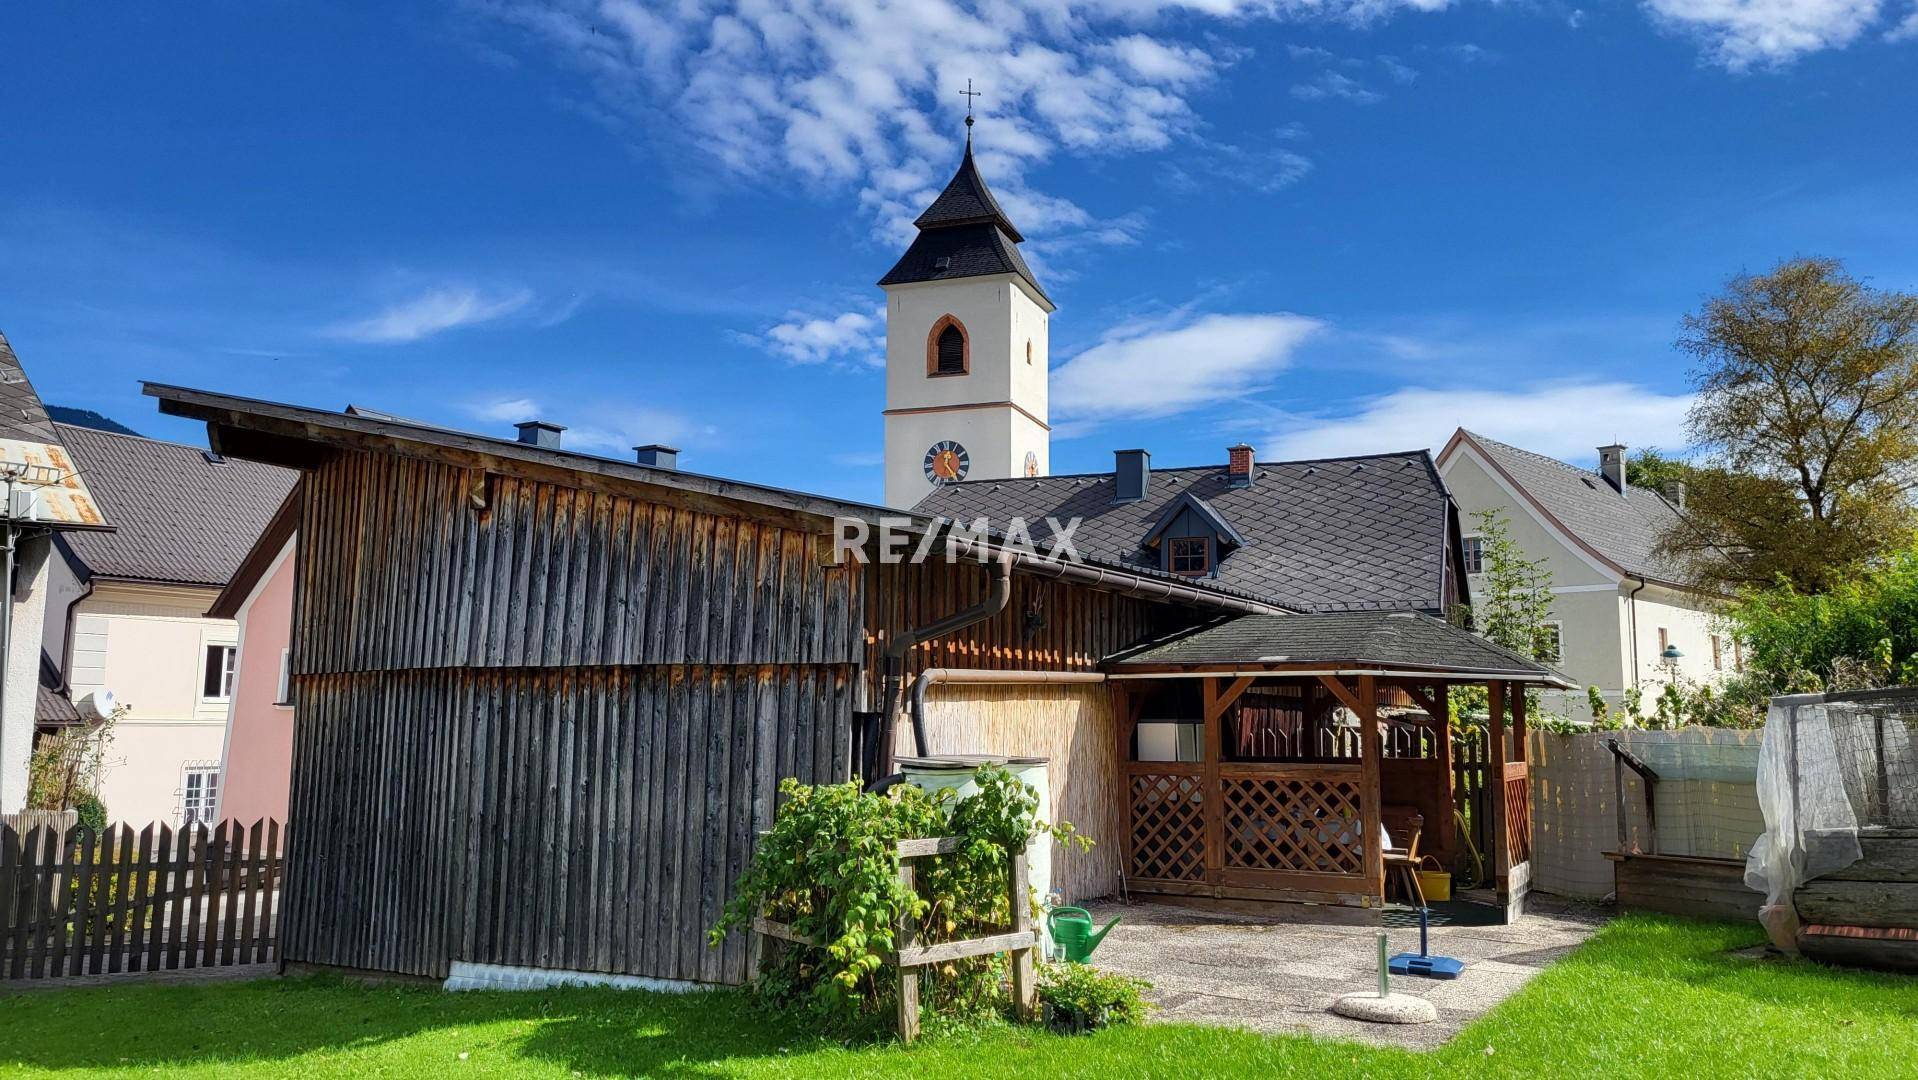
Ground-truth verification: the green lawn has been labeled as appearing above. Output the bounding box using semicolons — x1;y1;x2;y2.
0;916;1911;1078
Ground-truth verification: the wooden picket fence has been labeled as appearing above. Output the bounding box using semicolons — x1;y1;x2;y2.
0;819;283;980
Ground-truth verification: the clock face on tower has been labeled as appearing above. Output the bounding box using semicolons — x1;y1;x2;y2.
924;440;970;485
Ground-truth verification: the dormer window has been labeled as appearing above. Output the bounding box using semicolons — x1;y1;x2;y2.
926;315;969;376
1142;490;1243;578
1168;537;1210;575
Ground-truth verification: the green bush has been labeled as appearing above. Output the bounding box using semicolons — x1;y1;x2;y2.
71;793;108;835
1725;548;1918;692
1036;961;1151;1033
712;765;1087;1038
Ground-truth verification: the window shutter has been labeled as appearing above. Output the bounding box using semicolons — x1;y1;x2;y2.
936;325;965;374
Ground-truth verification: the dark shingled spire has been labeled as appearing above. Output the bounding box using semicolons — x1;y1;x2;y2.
912;142;1024;242
878;137;1050;306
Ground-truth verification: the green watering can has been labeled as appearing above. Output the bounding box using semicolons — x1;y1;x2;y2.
1047;906;1120;962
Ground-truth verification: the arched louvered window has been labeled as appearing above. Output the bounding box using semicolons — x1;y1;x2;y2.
926;315;969;376
936;326;965;373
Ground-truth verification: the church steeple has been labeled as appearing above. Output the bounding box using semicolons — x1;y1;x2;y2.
877;119;1053;509
877;132;1049;305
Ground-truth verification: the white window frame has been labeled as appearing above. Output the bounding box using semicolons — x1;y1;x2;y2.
180;764;221;828
275;647;293;707
1461;534;1484;575
201;642;238;702
1539;620;1564;665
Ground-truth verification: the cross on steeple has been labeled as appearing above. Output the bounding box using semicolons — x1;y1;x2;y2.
961;79;981;146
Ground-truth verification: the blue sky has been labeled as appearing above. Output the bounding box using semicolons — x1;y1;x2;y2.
4;2;1916;502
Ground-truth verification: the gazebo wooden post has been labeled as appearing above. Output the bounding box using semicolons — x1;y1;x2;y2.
1433;681;1455;809
1487;679;1510;891
1358;674;1385;902
1202;678;1224;884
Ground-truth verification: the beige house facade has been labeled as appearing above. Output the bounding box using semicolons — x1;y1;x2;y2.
1437;430;1731;721
42;422;295;827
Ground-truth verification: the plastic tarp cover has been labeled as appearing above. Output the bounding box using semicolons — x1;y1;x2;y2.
1744;695;1863;953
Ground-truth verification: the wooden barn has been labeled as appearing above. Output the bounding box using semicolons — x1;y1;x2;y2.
147;383;1565;987
146;385;1284;985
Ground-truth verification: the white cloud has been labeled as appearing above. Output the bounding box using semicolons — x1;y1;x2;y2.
463;395;709;454
1290;70;1385;104
756;306;885;366
1054;312;1325;422
471;396;542;423
1263;381;1694;462
327;286;533;344
1890;7;1918;37
1642;0;1885;68
471;0;1459;249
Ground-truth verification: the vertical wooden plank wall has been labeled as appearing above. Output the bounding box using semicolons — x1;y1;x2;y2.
285;451;861;984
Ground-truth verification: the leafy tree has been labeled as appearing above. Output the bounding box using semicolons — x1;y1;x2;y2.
1464;508;1556;661
1662;257;1918;592
1625;447;1701;494
1453;508;1557;725
1721;546;1918;692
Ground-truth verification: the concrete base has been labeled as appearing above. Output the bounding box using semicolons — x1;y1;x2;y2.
1331;991;1438;1024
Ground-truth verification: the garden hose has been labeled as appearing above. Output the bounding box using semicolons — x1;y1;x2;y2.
1453;809;1486;891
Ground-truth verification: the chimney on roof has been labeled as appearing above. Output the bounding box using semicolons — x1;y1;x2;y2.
1226;443;1255;489
634;444;679;470
1114;449;1150;503
1663;479;1687;510
516;420;565;449
1597;443;1626;494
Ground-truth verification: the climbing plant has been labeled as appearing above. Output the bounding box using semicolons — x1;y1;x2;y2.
712;764;1088;1036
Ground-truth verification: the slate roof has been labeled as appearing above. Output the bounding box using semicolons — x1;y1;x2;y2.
1459;430;1691;585
912;144;1024;241
914;451;1459;614
1106;610;1573;685
879;143;1050;304
52;423;298;588
37;652;79;726
0;331;61;445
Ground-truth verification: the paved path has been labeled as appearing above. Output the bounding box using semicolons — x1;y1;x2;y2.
1085;894;1607;1049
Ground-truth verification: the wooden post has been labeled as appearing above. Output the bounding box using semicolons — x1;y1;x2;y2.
1009;849;1036;1022
1201;678;1223;883
1511;684;1528;764
1432;682;1456;858
1112;683;1136;894
1487;681;1509;885
896;861;920;1043
1358;675;1385;902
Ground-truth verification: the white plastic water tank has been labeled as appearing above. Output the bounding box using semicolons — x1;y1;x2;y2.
896;754;1052;926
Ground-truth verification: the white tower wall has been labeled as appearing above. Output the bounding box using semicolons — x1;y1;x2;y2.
882;274;1050;508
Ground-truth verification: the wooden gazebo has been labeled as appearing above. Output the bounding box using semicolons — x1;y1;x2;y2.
1104;611;1572;922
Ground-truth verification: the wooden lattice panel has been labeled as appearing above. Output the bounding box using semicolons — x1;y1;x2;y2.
1128;774;1206;882
1504;774;1533;865
1221;776;1364;876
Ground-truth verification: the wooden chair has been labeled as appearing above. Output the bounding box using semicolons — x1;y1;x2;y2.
1381;806;1425;908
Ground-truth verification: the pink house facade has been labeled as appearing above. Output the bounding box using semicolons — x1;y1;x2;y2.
206;487;299;825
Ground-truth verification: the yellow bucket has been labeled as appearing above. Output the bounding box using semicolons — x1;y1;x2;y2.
1417;858;1452;902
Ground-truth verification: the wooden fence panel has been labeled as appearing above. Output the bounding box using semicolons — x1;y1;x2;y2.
0;819;284;981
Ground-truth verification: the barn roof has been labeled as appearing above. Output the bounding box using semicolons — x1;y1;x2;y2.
915;450;1461;615
143;383;1291;619
1106;610;1573;686
52;423;298;588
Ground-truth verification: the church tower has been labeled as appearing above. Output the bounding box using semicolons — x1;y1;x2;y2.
879;128;1053;508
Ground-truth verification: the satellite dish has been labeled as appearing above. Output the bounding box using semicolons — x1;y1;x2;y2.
77;689;117;721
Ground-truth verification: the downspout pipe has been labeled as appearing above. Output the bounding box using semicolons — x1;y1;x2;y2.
1626;575;1647;695
876;550;1014;779
909;668;1108;757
